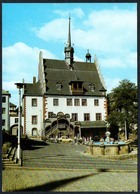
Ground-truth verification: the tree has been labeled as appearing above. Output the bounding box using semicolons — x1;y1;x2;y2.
107;79;138;139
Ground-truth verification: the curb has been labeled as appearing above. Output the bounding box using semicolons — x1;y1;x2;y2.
2;166;137;173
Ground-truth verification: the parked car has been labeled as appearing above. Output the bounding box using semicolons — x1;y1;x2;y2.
58;136;73;143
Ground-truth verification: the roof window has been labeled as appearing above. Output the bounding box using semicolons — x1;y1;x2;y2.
89;83;95;92
56;81;62;90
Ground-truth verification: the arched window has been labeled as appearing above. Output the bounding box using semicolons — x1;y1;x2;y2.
32;128;37;136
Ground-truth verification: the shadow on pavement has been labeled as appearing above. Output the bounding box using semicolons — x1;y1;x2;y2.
16;169;109;192
21;138;49;150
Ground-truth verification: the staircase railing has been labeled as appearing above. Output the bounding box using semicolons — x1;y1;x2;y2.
45;124;72;138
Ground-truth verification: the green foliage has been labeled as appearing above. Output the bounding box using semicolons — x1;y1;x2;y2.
107;79;138;134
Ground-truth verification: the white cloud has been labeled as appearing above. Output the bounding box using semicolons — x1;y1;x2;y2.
35;18;68;42
54;8;85;18
105;77;121;93
3;42;57;81
74;55;84;62
35;8;137;64
2;42;57;105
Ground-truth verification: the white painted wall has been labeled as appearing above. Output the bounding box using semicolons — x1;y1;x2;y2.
10;116;24;128
46;96;107;121
25;96;43;136
2;95;10;131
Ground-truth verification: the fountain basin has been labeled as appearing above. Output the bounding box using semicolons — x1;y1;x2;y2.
87;142;130;156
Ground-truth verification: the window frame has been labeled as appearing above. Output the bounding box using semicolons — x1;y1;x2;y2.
32;98;37;107
2;97;6;103
72;113;78;121
15;118;18;123
84;113;90;121
94;99;99;106
67;98;72;106
53;99;59;106
82;99;87;106
32;115;38;124
74;99;80;106
96;113;102;121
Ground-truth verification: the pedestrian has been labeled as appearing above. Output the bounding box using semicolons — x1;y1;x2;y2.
74;136;76;144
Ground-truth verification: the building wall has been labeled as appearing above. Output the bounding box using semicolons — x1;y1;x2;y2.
10;115;24;135
45;96;107;121
2;94;10;131
24;96;43;136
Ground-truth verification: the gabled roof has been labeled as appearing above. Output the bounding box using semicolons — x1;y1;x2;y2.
23;81;43;96
43;59;105;96
10;102;17;107
2;89;11;96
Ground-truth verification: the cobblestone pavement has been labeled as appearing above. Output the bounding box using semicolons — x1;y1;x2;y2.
2;168;137;192
2;141;138;192
22;141;137;171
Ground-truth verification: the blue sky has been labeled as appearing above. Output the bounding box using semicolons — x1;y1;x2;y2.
2;3;137;105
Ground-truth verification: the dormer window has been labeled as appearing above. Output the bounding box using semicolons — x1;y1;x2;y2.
56;81;62;90
89;83;95;92
69;80;84;95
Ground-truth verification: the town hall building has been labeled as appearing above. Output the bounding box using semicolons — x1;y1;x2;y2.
22;17;108;139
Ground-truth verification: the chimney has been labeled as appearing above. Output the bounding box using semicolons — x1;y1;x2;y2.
33;76;36;84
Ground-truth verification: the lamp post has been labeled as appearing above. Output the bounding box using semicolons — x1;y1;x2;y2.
15;83;24;161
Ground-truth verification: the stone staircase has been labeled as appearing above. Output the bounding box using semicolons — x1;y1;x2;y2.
2;146;21;169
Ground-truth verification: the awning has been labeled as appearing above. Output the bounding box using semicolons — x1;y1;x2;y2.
79;121;106;128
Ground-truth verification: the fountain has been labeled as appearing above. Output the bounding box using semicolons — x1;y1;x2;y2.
86;127;131;156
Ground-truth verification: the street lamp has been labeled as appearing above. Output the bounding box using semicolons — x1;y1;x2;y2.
15;82;24;162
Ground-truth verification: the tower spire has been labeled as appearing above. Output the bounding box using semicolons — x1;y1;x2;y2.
64;14;74;67
67;13;71;47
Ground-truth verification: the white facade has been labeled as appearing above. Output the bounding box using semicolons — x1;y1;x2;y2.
24;96;44;136
45;96;107;121
2;91;10;131
10;115;24;136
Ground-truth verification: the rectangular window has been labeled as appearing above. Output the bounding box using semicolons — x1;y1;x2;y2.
48;112;53;118
94;99;99;106
32;98;37;107
72;113;78;121
32;115;37;124
2;108;6;114
74;99;80;106
2;120;5;126
82;99;87;106
67;98;72;106
84;113;90;121
15;118;18;123
96;113;102;121
53;99;59;106
2;97;6;103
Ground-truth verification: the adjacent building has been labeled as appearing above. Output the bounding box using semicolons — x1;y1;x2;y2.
21;17;108;139
2;89;11;131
